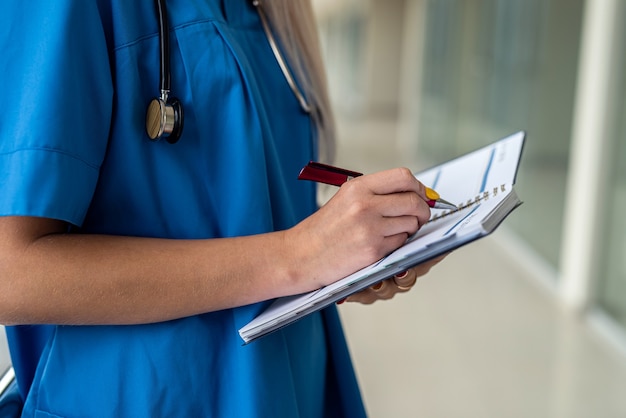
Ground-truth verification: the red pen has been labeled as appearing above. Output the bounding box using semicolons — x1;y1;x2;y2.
298;161;457;210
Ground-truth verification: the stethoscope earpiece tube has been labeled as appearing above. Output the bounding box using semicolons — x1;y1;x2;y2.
146;0;184;143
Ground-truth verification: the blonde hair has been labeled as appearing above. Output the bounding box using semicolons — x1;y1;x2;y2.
261;0;336;162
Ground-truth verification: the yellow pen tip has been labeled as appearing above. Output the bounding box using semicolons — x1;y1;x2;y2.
425;187;440;200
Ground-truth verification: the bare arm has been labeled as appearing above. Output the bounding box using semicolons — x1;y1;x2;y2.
0;168;431;326
0;216;300;325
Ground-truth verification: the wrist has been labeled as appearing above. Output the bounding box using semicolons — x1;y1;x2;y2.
276;226;324;296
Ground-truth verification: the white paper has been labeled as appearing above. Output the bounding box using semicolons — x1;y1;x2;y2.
239;131;525;343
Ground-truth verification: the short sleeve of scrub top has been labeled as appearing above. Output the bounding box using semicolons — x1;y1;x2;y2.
0;1;366;417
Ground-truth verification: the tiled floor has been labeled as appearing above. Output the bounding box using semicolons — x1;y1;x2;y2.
332;116;626;417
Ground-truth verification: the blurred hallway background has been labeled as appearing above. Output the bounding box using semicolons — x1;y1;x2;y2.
313;0;626;416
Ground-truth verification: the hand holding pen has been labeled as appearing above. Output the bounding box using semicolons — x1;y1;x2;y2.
290;162;449;304
298;161;457;210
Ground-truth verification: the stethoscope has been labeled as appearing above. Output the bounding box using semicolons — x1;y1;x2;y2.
145;0;313;144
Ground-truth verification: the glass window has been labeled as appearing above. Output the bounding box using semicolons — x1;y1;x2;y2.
417;0;584;268
319;11;367;112
597;28;626;327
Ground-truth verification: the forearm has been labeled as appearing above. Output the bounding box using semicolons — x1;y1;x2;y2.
0;227;305;326
0;168;433;326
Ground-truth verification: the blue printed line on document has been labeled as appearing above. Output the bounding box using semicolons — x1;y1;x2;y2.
431;168;442;190
479;148;496;192
432;144;496;236
444;205;480;236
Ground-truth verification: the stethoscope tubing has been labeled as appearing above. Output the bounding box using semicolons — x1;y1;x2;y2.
148;0;313;143
155;0;171;101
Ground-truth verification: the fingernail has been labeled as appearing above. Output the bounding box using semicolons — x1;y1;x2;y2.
371;282;384;290
337;298;346;305
394;271;409;279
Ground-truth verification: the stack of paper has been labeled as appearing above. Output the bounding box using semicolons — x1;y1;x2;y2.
239;131;525;343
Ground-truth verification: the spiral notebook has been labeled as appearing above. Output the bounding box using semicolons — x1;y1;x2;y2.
239;131;525;343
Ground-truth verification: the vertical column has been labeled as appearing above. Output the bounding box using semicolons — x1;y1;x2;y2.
397;0;428;153
363;0;406;117
559;0;625;310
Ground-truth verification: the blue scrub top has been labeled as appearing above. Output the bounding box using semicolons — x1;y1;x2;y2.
0;1;366;417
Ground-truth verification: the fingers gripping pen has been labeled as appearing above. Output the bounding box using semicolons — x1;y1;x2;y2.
298;161;457;210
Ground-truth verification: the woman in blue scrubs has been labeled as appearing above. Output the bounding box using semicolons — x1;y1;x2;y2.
0;1;440;416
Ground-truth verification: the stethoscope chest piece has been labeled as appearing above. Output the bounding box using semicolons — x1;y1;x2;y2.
146;96;183;144
146;0;184;144
145;0;310;145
